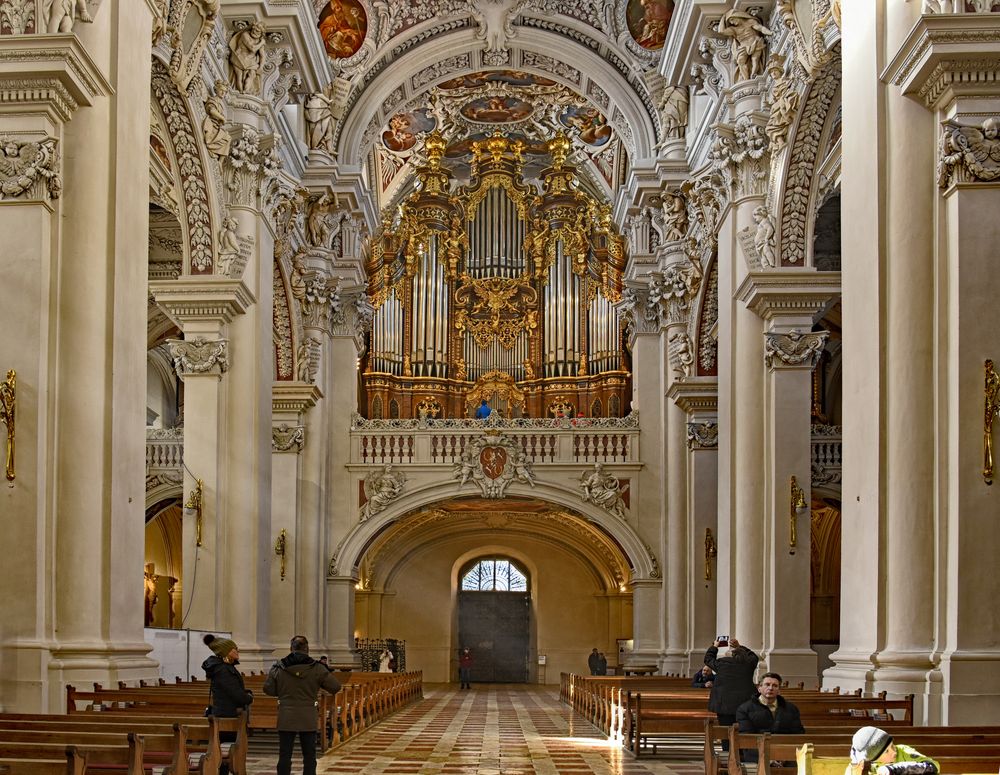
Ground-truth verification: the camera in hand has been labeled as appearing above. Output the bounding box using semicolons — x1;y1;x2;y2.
716;635;729;647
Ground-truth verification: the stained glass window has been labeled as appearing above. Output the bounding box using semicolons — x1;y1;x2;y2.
461;558;528;591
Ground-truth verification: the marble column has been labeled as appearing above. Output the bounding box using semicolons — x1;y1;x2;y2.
886;10;1000;723
621;288;666;666
668;379;719;673
828;1;941;720
0;2;160;710
270;383;320;646
741;275;838;685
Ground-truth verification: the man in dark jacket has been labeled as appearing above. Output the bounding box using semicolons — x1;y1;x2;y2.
264;635;342;775
736;672;804;734
704;638;759;728
588;648;601;676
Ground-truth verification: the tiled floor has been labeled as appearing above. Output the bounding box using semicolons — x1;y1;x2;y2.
247;684;704;775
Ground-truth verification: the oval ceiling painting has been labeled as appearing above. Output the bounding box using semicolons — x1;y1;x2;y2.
559;106;612;147
626;0;674;51
318;0;367;60
382;108;437;153
460;96;533;124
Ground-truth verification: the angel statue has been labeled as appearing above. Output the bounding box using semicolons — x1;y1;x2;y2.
360;464;406;520
579;463;628;519
939;117;1000;188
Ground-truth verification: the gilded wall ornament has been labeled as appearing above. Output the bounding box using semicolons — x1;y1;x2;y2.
764;329;828;368
985;359;1000;484
0;369;14;481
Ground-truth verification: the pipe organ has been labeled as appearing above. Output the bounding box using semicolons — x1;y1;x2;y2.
363;131;630;419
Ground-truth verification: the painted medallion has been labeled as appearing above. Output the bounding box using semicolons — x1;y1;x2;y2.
459;96;533;124
625;0;674;51
382;108;437;153
559;106;612;147
318;0;367;59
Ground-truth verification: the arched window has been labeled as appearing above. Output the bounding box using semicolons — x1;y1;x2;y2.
461;557;528;592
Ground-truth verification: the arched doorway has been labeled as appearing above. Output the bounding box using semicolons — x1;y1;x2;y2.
458;557;531;683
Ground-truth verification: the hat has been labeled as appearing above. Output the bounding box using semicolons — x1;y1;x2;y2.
203;633;237;659
850;727;893;765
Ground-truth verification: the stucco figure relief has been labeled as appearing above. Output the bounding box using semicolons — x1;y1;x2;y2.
360;464;406;520
579;463;628;519
44;0;91;33
658;85;689;143
228;21;266;94
715;8;772;81
202;84;231;159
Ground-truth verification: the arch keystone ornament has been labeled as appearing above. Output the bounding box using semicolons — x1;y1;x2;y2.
453;432;536;498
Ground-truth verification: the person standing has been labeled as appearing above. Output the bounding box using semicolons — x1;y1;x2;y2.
704;637;759;729
459;647;473;689
588;647;601;676
202;634;253;774
475;399;492;419
597;652;608;676
264;635;342;775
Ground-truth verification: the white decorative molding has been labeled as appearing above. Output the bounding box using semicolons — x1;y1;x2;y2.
668;330;695;378
272;381;322;415
0;135;61;200
736;270;842;320
453;433;537;498
938;116;1000;188
763;328;829;368
224;125;282;210
0;35;112;123
360;464;406;520
150;277;254;326
272;423;305;453
578;463;628;519
884;15;1000;110
687;421;719;450
167;336;230;377
166;0;218;93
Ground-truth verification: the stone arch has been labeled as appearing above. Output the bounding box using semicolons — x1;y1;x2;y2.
331;477;660;582
335;27;658;167
776;50;841;267
150;57;217;275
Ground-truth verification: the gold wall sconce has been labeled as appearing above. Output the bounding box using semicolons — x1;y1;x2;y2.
274;529;288;581
185;478;204;547
704;527;717;581
1;369;15;482
985;359;999;485
789;476;807;554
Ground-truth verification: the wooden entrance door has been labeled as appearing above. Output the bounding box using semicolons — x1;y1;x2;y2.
458;591;529;682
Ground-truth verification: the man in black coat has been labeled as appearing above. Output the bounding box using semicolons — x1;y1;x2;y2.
704;638;759;728
588;648;601;676
736;672;804;734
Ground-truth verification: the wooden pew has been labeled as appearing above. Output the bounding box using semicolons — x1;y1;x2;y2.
0;747;88;775
0;733;143;774
793;740;1000;775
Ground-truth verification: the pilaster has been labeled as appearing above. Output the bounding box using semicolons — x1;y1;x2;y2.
886;11;1000;724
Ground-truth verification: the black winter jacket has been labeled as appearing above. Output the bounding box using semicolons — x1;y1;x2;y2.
202;655;253;718
736;693;805;734
704;645;759;715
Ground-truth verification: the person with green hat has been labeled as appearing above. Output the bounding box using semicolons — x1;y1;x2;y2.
202;632;253;774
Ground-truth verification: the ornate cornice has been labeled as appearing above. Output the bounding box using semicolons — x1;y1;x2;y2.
0;35;111;123
272;382;323;414
150;278;255;327
764;329;829;368
667;377;719;414
736;270;841;321
167;336;229;378
884;15;1000;110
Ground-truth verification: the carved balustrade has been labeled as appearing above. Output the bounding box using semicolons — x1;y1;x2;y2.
146;428;183;473
810;424;842;487
351;414;640;467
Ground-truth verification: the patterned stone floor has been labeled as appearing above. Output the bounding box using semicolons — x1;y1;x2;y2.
247;684;704;775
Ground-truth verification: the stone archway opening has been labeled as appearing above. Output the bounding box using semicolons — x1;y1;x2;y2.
352;494;634;683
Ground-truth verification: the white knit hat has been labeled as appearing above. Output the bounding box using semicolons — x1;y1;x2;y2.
850;727;893;765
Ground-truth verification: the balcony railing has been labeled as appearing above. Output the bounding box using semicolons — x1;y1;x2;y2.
811;425;842;486
146;428;183;497
350;412;641;466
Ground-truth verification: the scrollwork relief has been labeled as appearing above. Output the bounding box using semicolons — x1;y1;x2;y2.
687;421;719;450
764;329;828;368
0;136;61;200
272;423;305;453
939;117;1000;189
166;0;219;93
453;433;536;499
168;337;230;377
